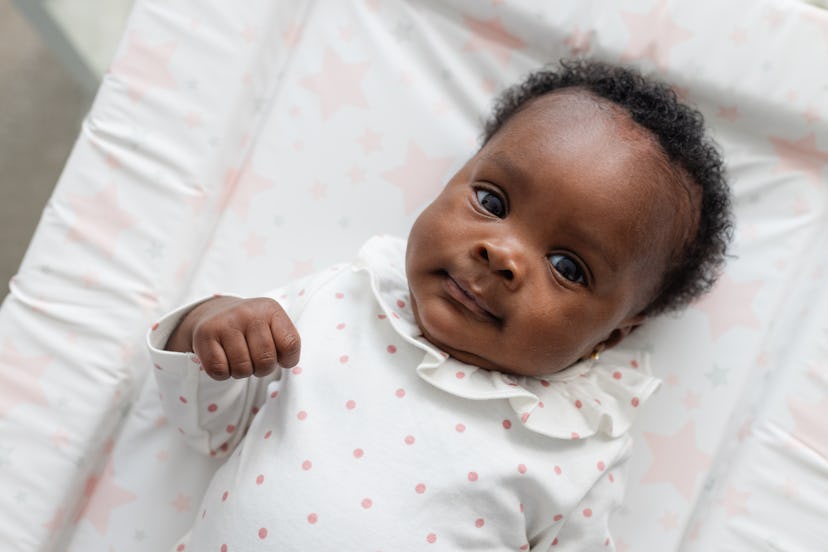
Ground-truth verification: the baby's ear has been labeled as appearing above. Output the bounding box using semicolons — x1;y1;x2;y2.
600;314;647;351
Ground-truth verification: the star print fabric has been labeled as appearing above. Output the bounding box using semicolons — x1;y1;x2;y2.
147;237;660;550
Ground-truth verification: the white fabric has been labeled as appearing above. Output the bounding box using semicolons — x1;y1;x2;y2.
148;236;659;550
1;0;826;551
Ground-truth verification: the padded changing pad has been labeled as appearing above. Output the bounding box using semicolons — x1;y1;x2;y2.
0;0;826;550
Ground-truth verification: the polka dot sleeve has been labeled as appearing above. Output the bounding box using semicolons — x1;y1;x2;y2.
147;265;347;457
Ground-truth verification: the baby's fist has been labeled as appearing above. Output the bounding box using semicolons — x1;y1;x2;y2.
165;296;301;380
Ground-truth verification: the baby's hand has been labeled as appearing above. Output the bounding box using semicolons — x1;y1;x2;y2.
164;296;301;380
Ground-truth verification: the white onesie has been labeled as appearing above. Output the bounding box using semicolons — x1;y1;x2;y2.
148;236;660;551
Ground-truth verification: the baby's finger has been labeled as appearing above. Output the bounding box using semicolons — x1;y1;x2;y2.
246;320;278;377
194;337;230;380
270;308;301;369
220;329;255;379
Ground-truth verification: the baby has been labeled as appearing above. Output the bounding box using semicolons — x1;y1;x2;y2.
149;59;731;550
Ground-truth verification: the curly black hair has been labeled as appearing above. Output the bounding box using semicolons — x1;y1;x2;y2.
482;58;733;316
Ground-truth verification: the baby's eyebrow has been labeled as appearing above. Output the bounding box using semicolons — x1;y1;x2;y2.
485;152;532;186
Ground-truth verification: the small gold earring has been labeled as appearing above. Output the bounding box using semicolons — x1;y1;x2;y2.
589;350;601;361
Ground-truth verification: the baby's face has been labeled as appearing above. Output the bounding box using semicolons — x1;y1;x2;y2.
405;91;690;376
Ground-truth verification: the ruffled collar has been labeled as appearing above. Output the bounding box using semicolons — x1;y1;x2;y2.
352;235;662;441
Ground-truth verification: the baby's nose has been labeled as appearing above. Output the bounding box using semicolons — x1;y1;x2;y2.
475;241;524;287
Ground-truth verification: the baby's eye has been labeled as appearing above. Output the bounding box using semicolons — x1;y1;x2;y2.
548;254;586;285
475;189;507;218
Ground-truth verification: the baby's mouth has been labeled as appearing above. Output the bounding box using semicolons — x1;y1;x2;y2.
443;272;500;323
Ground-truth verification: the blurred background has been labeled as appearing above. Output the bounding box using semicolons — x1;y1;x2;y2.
0;0;133;295
0;0;826;298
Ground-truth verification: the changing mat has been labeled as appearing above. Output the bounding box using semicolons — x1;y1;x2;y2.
1;0;826;550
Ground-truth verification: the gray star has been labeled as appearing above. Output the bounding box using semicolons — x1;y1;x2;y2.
392;20;414;40
273;215;284;227
15;491;27;503
146;239;164;260
134;529;147;542
338;217;350;228
705;365;729;387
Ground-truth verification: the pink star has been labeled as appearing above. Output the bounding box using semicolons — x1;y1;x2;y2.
462;16;526;67
692;274;763;340
659;510;679;530
282;23;304;47
641;421;712;501
802;106;821;125
718;105;741;122
66;183;138;257
787;395;828;460
243;233;267;258
564;28;592;55
0;340;52;418
310;180;327;199
110;32;177;101
682;391;701;410
216;163;274;218
76;458;137;534
301;48;370;120
620;1;694;71
348;166;366;184
729;29;748;44
719;485;751;518
291;259;315;278
803;9;828;45
382;143;456;215
358;128;383;154
769;132;828;185
170;493;192;513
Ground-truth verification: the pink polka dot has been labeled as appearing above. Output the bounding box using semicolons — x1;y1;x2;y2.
270;390;279;399
154;363;163;370
520;545;529;551
177;544;185;551
392;312;400;319
630;359;639;368
597;461;606;471
605;537;611;546
552;538;558;546
345;400;356;410
609;473;615;483
251;406;259;415
151;322;160;331
397;299;406;308
455;423;466;433
553;514;563;522
395;388;406;398
456;371;466;379
521;412;530;423
256;474;264;485
264;430;272;439
335;292;344;299
583;508;593;518
361;498;373;509
179;396;188;404
298;289;305;296
415;483;426;494
292;366;302;375
467;471;478;482
377;314;387;319
426;533;437;544
404;435;415;445
302;460;312;470
517;464;527;474
554;465;562;475
520;503;524;513
336;323;346;330
571;432;580;440
540;379;550;387
502;419;512;429
353;448;364;458
226;424;235;433
207;403;218;412
339;355;349;364
631;397;640;407
574;400;582;409
613;371;622;379
307;513;318;524
297;410;308;420
221;491;229;501
258;527;268;539
387;345;397;354
221;544;228;552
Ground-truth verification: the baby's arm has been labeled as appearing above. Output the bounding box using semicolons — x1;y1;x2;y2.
148;295;300;457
